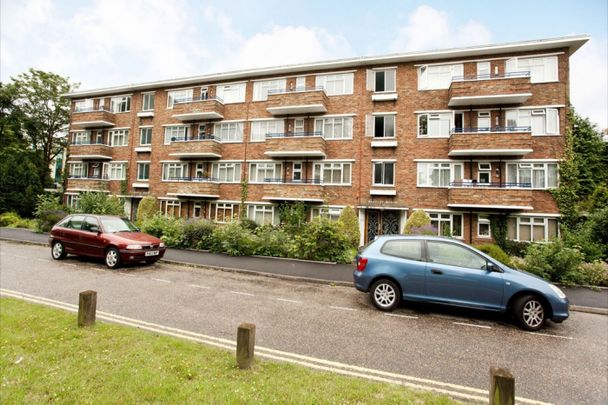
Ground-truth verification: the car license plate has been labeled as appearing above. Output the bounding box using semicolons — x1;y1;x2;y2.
145;250;159;257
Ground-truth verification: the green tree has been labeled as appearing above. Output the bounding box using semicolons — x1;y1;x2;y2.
278;201;306;234
403;210;431;234
77;192;124;215
136;196;158;225
338;206;360;248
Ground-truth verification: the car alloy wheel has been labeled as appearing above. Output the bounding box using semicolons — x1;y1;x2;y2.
51;241;66;260
523;299;545;329
370;279;400;311
105;248;120;269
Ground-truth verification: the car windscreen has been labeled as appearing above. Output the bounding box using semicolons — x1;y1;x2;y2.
99;217;138;233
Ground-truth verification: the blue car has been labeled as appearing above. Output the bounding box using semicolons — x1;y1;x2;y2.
354;235;569;331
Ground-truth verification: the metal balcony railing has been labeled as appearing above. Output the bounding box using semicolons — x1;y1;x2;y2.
170;134;221;142
265;131;323;138
263;178;322;184
451;71;531;82
450;181;532;188
451;126;532;134
70;140;109;146
173;96;224;104
68;175;108;180
267;86;325;95
73;106;113;113
167;176;219;182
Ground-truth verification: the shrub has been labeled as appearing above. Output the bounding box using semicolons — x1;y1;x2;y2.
0;212;35;229
210;222;258;256
278;202;306;235
182;219;215;250
33;193;68;232
503;240;529;258
407;224;438;236
338;206;360;248
253;225;290;257
137;196;158;225
403;210;430;234
474;244;512;267
578;261;608;287
521;240;584;284
291;217;352;263
239;218;259;232
77;192;125;216
140;215;185;248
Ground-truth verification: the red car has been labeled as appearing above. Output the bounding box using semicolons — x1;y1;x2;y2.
49;214;166;269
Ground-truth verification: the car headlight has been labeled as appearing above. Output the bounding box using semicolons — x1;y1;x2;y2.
159;242;165;248
126;244;143;250
549;284;566;299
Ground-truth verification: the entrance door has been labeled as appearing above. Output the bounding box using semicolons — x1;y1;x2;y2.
366;210;401;242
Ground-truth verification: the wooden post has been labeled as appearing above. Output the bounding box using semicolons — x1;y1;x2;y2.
78;290;97;327
236;323;256;369
489;367;515;405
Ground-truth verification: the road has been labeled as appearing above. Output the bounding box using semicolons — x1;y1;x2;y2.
1;241;606;404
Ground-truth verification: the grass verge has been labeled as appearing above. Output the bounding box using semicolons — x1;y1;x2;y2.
0;297;459;404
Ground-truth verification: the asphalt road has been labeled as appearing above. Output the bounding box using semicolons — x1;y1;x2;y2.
1;241;606;404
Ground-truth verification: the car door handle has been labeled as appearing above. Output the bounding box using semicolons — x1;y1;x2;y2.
431;269;443;275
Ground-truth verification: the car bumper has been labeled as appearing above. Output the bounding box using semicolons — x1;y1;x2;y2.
551;298;569;322
353;270;370;292
119;248;166;263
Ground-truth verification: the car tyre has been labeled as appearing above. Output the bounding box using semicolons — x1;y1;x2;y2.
370;279;400;311
105;247;121;269
51;241;66;260
514;294;546;331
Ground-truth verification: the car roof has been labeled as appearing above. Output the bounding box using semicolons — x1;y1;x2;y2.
67;214;124;219
372;235;464;243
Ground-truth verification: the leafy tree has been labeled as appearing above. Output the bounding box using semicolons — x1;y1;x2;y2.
403;210;431;234
136;196;158;225
77;192;124;216
338;206;360;248
278;201;306;234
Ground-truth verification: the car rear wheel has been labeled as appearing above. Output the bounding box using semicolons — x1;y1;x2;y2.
105;247;121;269
370;279;400;311
514;294;546;331
51;241;66;260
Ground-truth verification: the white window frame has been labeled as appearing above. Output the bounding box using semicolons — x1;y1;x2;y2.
507;56;558;83
373;114;396;138
69;162;86;178
139;127;152;145
142;93;155;111
514;216;559;242
164;126;188;144
162;162;188;181
250;119;284;142
137;162;150;181
247;204;276;225
315;73;354;96
428;212;463;238
108;163;127;180
417;162;463;187
369;68;396;93
313;117;353;140
109;129;129;147
216;122;244;143
311;206;342;221
211;162;241;183
214;203;236;223
417;113;451;138
506;162;559;189
313;162;352;186
110;96;131;113
162;200;181;217
478;215;491;239
74;99;94;112
167;89;193;108
253;79;286;101
72;131;90;145
477;62;491;79
249;162;282;183
216;83;246;104
418;64;464;90
372;162;395;186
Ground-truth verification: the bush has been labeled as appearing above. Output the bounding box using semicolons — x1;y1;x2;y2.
0;212;35;229
137;196;158;225
33;193;68;232
338;206;360;248
291;217;353;263
403;210;431;234
578;261;608;287
521;240;584;285
239;218;259;232
182;219;216;250
474;244;512;267
140;215;185;248
407;224;438;236
253;225;290;257
278;202;306;235
77;192;125;216
210;222;259;256
503;240;529;258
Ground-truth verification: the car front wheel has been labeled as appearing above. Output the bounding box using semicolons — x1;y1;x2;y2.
51;241;66;260
514;295;547;331
105;247;121;269
370;279;400;311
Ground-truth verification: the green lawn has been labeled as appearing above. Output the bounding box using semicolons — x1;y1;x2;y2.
0;298;459;404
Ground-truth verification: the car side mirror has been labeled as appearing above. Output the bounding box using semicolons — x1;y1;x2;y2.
486;262;500;272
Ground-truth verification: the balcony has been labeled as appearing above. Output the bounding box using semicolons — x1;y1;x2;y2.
448;182;533;210
262;179;325;203
72;108;116;128
448;127;533;157
66;176;108;192
165;177;220;198
172;97;224;121
69;142;112;160
266;87;328;115
167;135;222;159
264;132;326;159
448;72;532;107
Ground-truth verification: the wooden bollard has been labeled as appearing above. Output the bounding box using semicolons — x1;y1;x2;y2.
489;367;515;405
236;323;256;369
78;290;97;327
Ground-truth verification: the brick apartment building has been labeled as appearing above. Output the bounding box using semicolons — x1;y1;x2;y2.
63;35;589;246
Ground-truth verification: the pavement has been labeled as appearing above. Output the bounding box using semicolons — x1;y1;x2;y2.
1;226;606;312
1;241;607;405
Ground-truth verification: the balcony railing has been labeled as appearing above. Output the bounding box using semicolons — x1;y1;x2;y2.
265;131;323;138
74;106;113;113
451;126;532;134
170;134;221;142
70;140;109;146
452;71;531;82
173;96;224;105
450;181;532;188
167;176;219;182
263;178;322;184
68;175;108;180
267;86;325;95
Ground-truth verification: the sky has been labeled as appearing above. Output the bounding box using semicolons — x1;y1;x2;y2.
1;0;607;128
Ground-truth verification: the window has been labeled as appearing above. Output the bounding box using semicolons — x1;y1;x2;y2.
247;205;275;225
66;194;80;210
373;162;394;186
417;163;463;187
478;163;491;184
427;241;486;269
253;79;286;101
315;73;354;95
216;122;244;142
294;118;305;133
83;217;100;233
477;111;491;129
162;163;188;181
477;62;491;78
510;216;559;242
506;108;559;135
314;117;353;139
167;89;193;108
109;129;129;146
69;163;85;178
211;162;241;183
429;213;463;238
139;128;152;145
110;96;131;113
295;76;306;90
292;162;302;181
72;131;90;145
311;207;342;221
418;64;464;90
214;203;237;223
198;124;206;138
478;216;491;238
370;69;396;92
66;215;85;230
200;87;209;100
381;239;423;261
418;113;451;137
137;163;150;181
142;93;155;111
374;115;395;138
108;163;126;180
249;163;282;183
161;200;181;217
216;83;246;104
74;99;94;112
506;163;558;188
250;120;284;141
313;162;351;185
192;202;202;218
507;56;558;83
164;126;188;144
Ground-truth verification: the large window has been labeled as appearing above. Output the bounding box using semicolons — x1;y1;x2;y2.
164;126;188;144
315;73;354;96
110;96;131;113
216;83;246;104
311;207;342;222
374;115;395;138
381;239;423;261
142;93;155;111
108;163;126;180
139;128;152;145
314;117;353;139
161;200;181;217
162;163;188;181
69;163;86;178
250;120;284;141
213;203;238;223
418;113;451;137
373;162;394;186
249;163;282;183
417;162;463;187
313;162;351;185
506;56;558;83
211;162;241;183
216;122;244;142
418;64;463;90
505;108;559;135
247;205;276;225
508;216;558;242
506;163;558;189
74;99;94;112
109;129;129;146
167;89;193;108
253;79;286;101
478;215;491;239
137;162;150;181
429;213;463;238
427;241;486;269
72;131;90;145
370;69;396;93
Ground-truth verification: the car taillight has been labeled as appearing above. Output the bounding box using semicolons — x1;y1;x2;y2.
356;257;368;272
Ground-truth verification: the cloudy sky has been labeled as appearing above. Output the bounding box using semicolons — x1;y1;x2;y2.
1;0;606;128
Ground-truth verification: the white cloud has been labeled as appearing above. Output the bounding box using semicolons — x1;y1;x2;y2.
390;5;492;52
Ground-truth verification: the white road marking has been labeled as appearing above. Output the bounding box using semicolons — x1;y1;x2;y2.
329;306;356;311
152;278;171;283
526;331;573;340
230;291;254;297
36;258;50;262
117;273;136;277
0;288;553;405
453;322;492;329
275;298;303;304
65;263;78;267
385;313;419;319
188;284;211;290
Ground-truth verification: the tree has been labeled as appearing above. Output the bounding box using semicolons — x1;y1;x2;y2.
403;210;431;234
77;192;125;216
338;206;360;248
136;196;158;225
